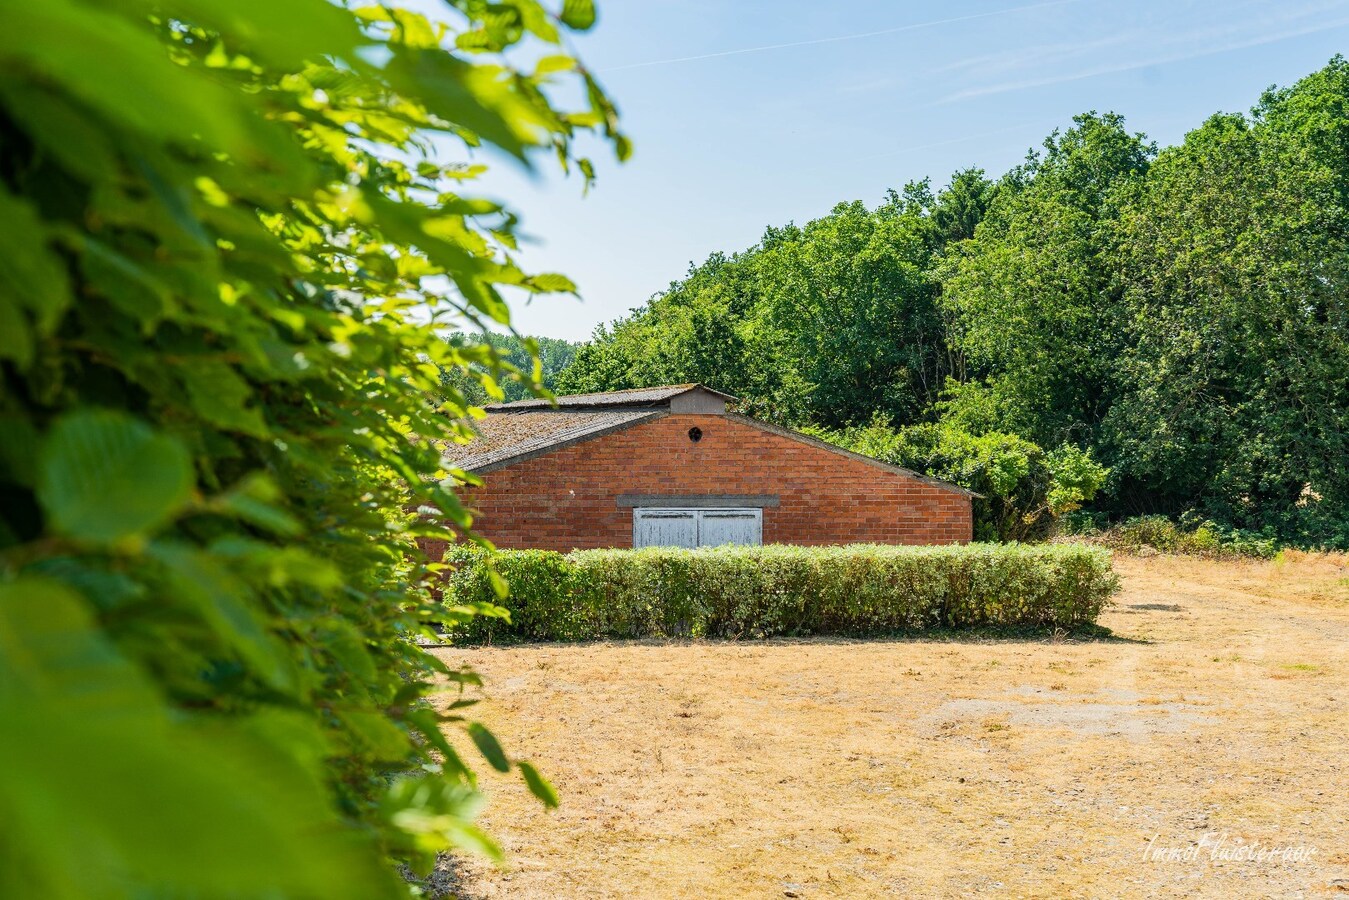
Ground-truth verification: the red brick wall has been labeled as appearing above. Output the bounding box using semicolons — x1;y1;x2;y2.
448;414;971;551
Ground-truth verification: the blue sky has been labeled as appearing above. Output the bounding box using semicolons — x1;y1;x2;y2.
457;0;1349;340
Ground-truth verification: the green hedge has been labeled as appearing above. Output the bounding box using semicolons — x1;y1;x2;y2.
443;543;1118;642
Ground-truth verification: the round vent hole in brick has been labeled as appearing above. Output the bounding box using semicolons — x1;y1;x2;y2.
688;427;703;443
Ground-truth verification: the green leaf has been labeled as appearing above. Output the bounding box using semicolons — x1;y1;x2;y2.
0;186;71;336
213;474;302;536
165;0;364;67
321;619;378;684
78;235;177;323
384;48;534;161
405;708;476;782
0;81;122;183
179;359;270;437
559;0;597;30
0;577;156;709
534;54;576;76
486;563;509;599
517;760;559;809
0;0;252;154
342;710;414;763
0;298;33;367
149;542;298;692
0;578;399;900
436;820;503;862
525;272;578;293
38;410;194;543
467;722;510;772
383;775;499;862
443;601;512;623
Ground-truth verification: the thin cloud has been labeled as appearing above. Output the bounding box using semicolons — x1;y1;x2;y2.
933;31;1134;80
846;123;1032;165
941;7;1349;103
600;0;1081;73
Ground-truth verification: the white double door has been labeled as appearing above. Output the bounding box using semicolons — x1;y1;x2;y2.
632;507;763;549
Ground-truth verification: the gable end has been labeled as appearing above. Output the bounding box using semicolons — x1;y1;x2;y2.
723;413;980;498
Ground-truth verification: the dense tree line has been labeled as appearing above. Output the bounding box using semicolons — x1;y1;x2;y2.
441;331;578;405
558;59;1349;547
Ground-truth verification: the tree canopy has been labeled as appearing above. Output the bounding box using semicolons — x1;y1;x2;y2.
441;331;579;405
561;60;1349;547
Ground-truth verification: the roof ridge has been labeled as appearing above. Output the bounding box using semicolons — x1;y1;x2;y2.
485;383;736;411
583;382;698;395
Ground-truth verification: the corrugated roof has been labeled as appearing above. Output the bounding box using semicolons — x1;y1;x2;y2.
440;408;662;473
485;383;736;411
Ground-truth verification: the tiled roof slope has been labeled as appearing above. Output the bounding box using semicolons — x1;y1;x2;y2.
439;408;661;472
485;383;735;411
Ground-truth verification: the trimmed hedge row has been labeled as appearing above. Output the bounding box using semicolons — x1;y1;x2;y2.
443;543;1118;642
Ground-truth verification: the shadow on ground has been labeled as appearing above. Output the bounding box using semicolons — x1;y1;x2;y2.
437;621;1147;650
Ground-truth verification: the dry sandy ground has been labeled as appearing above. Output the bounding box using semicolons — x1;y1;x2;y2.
431;553;1349;899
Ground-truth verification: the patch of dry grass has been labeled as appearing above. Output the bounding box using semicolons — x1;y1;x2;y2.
432;553;1349;899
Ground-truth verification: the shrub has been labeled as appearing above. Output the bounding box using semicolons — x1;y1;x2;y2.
1081;515;1280;559
444;543;1118;642
807;418;1108;542
0;2;621;896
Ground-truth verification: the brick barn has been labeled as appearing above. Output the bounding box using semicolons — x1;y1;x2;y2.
440;384;974;550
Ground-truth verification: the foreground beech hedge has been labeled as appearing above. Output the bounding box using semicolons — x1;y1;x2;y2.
444;543;1118;641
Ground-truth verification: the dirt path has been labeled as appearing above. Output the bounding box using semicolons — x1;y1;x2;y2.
432;553;1349;899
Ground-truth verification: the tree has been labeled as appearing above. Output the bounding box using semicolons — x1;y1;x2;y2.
939;113;1154;445
556;250;762;403
1105;60;1349;543
557;185;981;427
733;202;936;426
0;1;625;896
806;417;1108;541
563;62;1348;547
895;167;998;250
441;331;579;405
